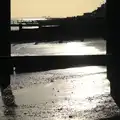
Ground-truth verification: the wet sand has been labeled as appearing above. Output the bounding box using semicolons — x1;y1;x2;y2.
0;66;119;120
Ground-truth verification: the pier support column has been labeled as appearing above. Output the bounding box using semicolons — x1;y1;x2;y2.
0;0;17;107
107;0;120;108
0;0;10;88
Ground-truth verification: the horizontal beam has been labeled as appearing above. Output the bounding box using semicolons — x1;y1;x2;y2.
11;55;108;74
0;55;108;74
11;24;59;27
11;24;38;26
10;18;104;27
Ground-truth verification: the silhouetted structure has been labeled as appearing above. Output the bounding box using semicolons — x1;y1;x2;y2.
83;3;105;18
0;0;17;108
106;0;120;108
10;3;106;43
10;17;105;43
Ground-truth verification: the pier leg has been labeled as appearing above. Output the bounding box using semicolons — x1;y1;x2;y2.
107;0;120;108
0;0;17;107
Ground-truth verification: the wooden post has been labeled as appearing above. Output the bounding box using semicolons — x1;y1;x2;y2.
19;24;22;31
38;24;41;29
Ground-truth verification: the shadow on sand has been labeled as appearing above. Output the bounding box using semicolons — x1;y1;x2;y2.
99;115;120;120
4;106;17;120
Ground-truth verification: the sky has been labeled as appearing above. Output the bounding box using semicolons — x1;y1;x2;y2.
11;0;105;19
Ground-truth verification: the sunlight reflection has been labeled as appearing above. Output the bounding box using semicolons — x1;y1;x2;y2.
63;66;106;74
69;74;110;110
11;40;106;56
71;75;108;97
54;42;102;55
61;66;109;111
22;26;39;29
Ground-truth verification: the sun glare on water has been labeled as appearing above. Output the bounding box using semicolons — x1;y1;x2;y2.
60;42;100;55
